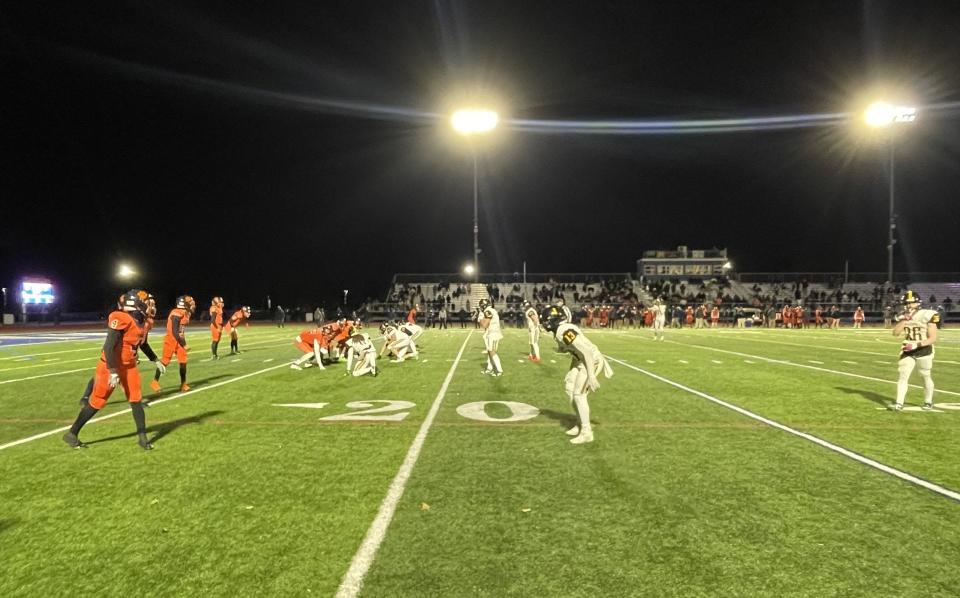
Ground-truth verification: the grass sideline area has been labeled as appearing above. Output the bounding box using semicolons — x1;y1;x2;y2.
1;324;959;596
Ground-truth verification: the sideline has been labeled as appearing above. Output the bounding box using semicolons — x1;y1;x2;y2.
335;331;473;598
607;355;960;504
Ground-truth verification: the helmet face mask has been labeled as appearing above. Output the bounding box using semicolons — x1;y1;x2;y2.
120;289;149;314
539;306;565;333
899;290;921;314
242;306;251;317
478;299;490;310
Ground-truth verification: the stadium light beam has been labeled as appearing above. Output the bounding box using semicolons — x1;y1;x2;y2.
864;101;918;283
452;108;498;282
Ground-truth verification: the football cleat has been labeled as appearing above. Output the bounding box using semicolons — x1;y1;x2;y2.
922;402;934;411
180;384;190;392
290;364;302;370
138;433;153;450
149;380;161;393
565;426;580;437
570;431;594;444
62;431;88;449
888;403;903;411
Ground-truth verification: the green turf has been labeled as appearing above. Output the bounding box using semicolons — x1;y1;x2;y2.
1;324;958;596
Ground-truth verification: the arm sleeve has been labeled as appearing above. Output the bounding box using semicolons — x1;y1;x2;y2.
171;316;186;347
103;328;124;371
140;340;158;362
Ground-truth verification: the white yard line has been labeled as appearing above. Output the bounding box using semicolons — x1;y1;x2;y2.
673;341;960;398
0;367;90;386
0;362;291;451
607;356;960;504
335;331;473;598
0;356;94;373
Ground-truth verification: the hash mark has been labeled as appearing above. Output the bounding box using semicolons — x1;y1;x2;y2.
711;360;723;364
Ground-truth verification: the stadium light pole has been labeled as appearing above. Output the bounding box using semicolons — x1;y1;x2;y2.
451;109;498;282
864;102;917;285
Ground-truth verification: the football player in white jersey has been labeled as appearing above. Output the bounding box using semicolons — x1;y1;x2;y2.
379;322;418;362
890;290;940;411
523;300;541;362
541;306;614;444
555;297;573;325
477;298;504;376
651;297;667;341
344;332;378;377
398;321;424;342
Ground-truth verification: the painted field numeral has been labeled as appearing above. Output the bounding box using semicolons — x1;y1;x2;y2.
319;400;416;422
455;401;540;423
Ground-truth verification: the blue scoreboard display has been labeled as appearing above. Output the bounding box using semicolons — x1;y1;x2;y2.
21;279;56;305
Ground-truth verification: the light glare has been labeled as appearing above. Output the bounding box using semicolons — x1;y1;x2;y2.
451;109;498;135
117;263;136;279
463;264;476;275
865;102;917;128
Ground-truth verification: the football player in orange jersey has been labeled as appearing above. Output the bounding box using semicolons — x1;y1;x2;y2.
63;289;162;450
290;326;327;370
150;295;195;393
209;296;225;359
224;306;252;354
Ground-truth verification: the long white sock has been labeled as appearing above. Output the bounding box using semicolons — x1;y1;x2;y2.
895;360;913;405
485;355;493;371
920;371;935;404
491;354;502;373
346;349;355;372
532;344;540;360
572;394;591;433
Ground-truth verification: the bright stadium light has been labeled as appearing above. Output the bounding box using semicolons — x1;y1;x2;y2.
451;109;499;135
463;263;475;276
864;102;917;128
117;263;137;280
722;261;733;271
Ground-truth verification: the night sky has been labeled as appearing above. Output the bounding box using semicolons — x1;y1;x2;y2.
3;1;960;312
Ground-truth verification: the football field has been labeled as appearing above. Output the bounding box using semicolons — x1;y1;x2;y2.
1;324;959;597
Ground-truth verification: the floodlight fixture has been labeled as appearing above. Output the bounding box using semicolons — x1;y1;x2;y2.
864;102;917;128
463;263;476;276
451;109;499;135
722;261;733;271
117;263;137;280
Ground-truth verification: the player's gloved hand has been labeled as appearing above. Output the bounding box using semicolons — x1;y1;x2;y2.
901;341;922;352
155;361;166;375
108;371;120;388
587;377;600;392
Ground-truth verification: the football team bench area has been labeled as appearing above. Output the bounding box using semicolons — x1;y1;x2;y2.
0;320;958;597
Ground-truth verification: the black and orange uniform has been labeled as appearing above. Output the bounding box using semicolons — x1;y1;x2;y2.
161;306;191;366
64;290;156;450
152;296;195;392
210;298;224;358
225;307;251;354
815;307;824;328
406;306;418;324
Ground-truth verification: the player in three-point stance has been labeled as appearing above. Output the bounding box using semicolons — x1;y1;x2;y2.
290;326;327;370
540;306;613;444
523;300;541;362
651;297;667;341
890;290;940;411
344;332;378;377
63;290;161;450
224;306;252;354
209;296;225;359
151;295;195;393
478;298;503;376
380;321;419;362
